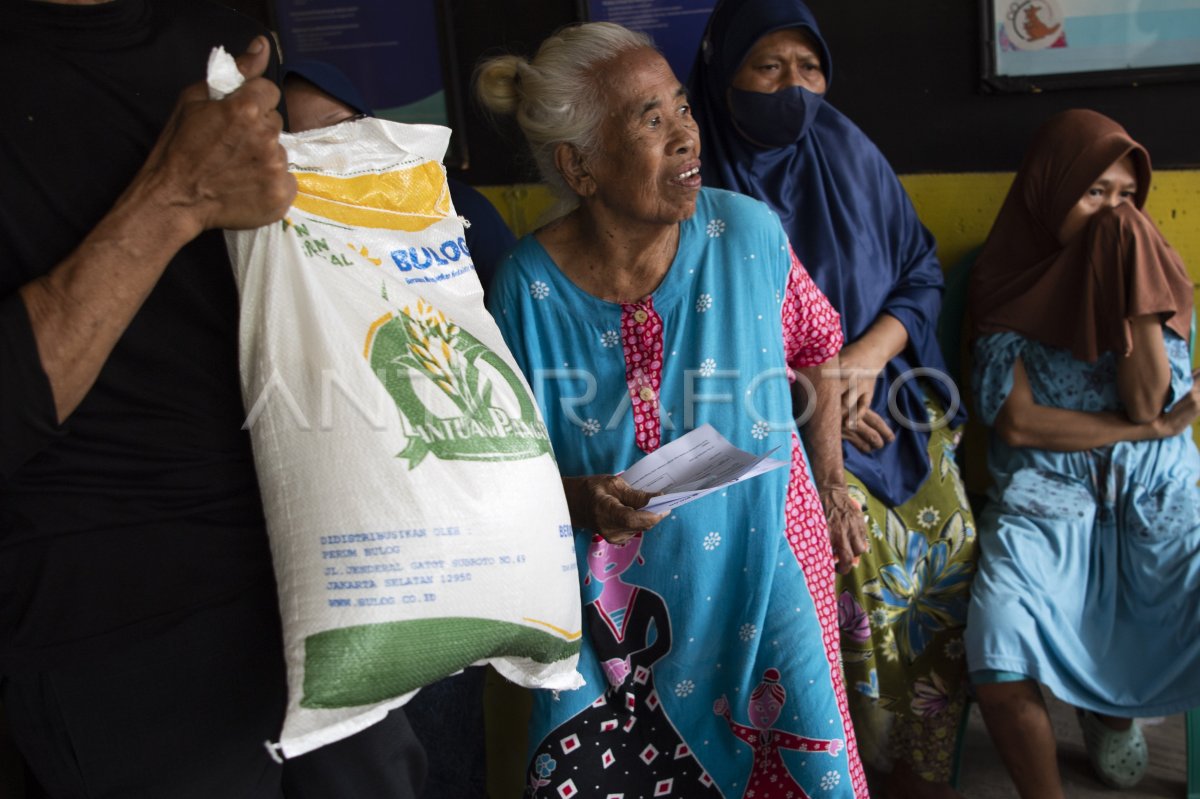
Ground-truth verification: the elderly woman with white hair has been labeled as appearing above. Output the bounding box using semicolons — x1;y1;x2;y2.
478;22;869;798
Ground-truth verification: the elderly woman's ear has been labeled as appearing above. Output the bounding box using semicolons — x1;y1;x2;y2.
554;142;596;198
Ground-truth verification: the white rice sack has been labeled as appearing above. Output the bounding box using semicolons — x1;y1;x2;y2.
222;111;584;758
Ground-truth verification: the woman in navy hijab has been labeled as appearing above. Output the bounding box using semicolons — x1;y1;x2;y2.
690;2;976;795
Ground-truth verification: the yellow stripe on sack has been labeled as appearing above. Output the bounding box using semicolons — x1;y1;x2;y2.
522;618;583;641
363;312;394;359
293;163;451;231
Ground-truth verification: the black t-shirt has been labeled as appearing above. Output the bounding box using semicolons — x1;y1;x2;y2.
0;0;278;670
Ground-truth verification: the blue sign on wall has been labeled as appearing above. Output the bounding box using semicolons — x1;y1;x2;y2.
587;0;716;82
275;0;449;125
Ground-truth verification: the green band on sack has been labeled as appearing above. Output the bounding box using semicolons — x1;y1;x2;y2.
300;617;580;709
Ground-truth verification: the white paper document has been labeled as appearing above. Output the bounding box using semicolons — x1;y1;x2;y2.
620;423;790;513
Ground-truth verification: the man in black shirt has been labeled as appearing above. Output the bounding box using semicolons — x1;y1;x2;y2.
0;0;425;794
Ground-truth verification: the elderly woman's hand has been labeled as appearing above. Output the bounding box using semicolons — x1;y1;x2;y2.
561;475;669;544
842;408;896;454
836;351;893;453
1151;368;1200;439
835;345;883;425
819;485;869;575
836;319;907;452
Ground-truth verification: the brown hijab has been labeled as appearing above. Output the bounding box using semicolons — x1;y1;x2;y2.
970;109;1192;362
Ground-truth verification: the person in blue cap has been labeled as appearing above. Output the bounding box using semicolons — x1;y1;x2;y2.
282;58;506;799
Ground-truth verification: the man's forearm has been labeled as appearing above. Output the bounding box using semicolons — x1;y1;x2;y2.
18;37;295;424
19;180;199;423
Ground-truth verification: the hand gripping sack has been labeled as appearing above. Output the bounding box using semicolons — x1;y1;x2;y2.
224;118;584;759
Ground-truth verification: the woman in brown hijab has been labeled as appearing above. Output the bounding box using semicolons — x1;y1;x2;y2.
964;109;1200;798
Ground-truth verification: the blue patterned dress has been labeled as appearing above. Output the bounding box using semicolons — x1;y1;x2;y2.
489;188;868;798
965;330;1200;715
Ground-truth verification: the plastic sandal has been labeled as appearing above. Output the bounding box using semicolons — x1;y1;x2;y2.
1077;708;1149;789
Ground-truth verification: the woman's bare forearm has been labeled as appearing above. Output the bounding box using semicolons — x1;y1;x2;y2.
839;313;908;375
997;355;1180;451
1116;315;1170;423
796;355;869;571
796;357;848;491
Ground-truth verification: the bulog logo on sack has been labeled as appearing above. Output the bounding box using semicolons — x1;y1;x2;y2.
367;299;552;467
389;237;470;271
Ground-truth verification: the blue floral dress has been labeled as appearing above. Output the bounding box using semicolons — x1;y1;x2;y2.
489;188;869;797
965;330;1200;715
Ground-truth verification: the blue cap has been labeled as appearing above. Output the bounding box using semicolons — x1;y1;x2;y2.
282;59;373;117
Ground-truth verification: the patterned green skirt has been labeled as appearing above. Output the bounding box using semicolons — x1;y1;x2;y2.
836;408;978;783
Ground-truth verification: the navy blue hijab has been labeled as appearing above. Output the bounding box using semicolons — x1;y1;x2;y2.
688;0;961;506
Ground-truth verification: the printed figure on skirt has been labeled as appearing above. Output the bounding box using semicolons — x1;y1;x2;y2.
526;533;715;794
714;668;845;796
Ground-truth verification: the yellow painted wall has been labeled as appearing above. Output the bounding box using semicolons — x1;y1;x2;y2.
899;171;1200;283
477;170;1200;279
475;184;559;239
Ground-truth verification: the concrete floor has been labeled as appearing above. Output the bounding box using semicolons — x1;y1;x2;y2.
484;674;1192;798
2;679;1190;797
953;689;1191;799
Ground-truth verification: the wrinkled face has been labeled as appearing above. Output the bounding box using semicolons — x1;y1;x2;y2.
284;77;359;133
1057;155;1138;245
581;48;702;226
587;534;642;582
731;28;826;96
748;691;783;729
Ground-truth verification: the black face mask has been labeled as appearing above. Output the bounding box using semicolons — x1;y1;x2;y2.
728;85;824;149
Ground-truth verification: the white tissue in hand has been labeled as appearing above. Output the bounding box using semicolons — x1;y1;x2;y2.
206;46;244;100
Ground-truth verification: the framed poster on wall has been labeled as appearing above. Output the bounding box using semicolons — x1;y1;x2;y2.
981;0;1200;91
